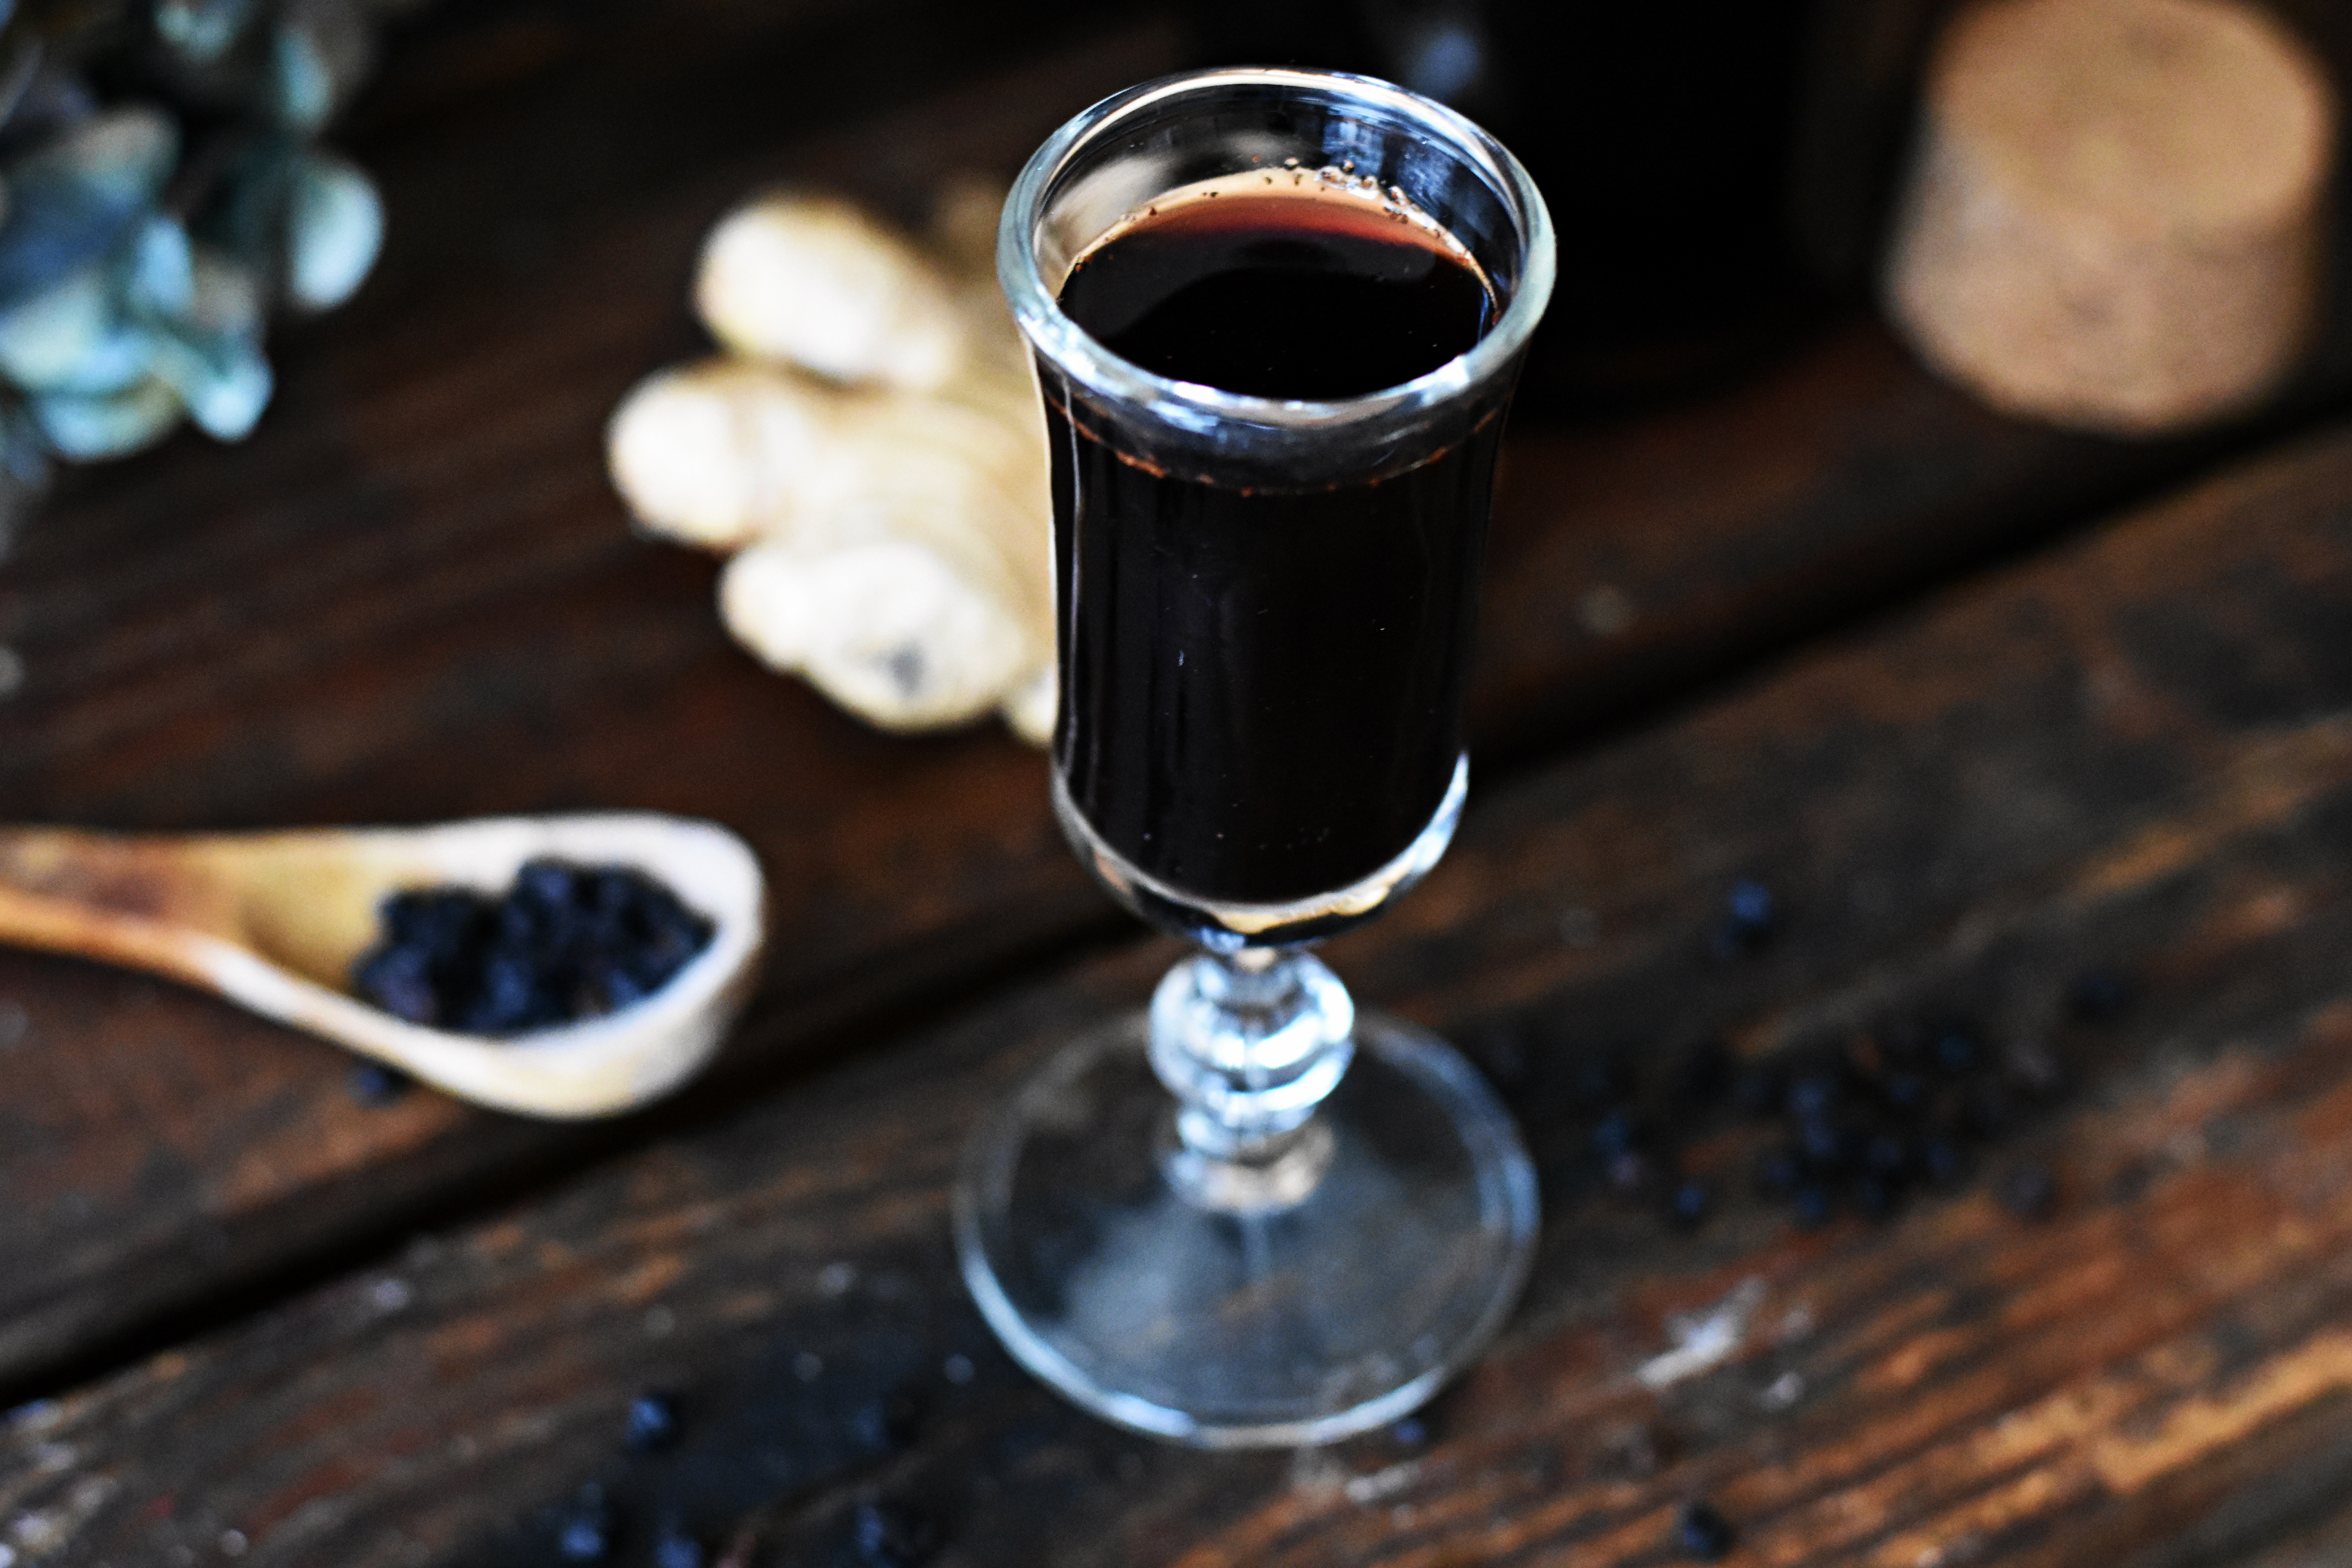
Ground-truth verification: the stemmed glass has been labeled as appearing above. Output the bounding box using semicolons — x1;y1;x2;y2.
954;67;1553;1446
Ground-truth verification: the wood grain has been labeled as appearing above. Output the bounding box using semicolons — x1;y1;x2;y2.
0;0;2296;1401
8;404;2352;1564
0;0;2298;1407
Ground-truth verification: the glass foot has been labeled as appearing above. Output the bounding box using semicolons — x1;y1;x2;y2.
954;1009;1538;1447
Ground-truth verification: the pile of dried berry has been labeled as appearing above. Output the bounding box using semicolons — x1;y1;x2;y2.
1492;884;2129;1238
1728;1002;2071;1231
352;860;715;1036
1586;1013;2087;1236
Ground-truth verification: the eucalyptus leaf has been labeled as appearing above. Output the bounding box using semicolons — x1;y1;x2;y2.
0;109;178;307
155;0;261;66
273;0;372;133
19;108;178;206
183;243;261;337
33;322;154;397
0;264;154;394
31;375;181;459
143;243;269;437
149;324;268;438
123;214;194;318
285;150;378;310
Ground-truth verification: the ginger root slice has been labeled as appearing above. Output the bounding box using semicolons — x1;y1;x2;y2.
695;192;969;393
605;359;827;551
610;182;1058;743
721;537;1037;732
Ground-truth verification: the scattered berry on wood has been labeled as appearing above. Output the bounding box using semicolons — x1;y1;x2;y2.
653;1524;705;1568
851;1500;937;1568
1593;1111;1642;1159
1710;879;1778;960
346;1061;410;1105
1998;1163;2058;1220
1606;1148;1659;1196
555;1485;615;1562
851;1385;927;1452
1667;1180;1713;1230
1675;1500;1737;1561
1794;1114;1856;1174
2067;969;2135;1022
623;1391;680;1454
1784;1069;1842;1123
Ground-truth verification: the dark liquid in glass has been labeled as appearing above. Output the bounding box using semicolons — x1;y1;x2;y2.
1050;182;1502;906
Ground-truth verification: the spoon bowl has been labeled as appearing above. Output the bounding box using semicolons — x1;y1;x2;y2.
0;813;766;1118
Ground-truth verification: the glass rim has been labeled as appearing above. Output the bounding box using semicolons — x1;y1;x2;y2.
997;65;1556;437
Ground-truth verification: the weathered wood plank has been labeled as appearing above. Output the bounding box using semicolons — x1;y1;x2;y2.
0;2;2283;1401
9;403;2352;1564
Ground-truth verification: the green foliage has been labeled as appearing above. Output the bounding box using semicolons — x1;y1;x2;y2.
0;0;403;550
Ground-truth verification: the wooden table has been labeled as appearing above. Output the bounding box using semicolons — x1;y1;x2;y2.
6;7;2352;1565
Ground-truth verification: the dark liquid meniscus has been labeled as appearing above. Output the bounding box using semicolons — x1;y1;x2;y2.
1050;177;1504;908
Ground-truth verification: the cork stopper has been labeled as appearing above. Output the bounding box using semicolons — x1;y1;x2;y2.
1884;0;2337;434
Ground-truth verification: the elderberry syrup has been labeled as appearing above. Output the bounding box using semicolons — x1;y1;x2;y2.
1049;175;1503;907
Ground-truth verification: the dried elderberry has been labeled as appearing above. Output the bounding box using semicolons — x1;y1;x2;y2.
1998;1163;2058;1220
345;1060;409;1105
350;860;714;1037
851;1384;927;1453
653;1524;705;1568
1710;879;1778;959
2067;969;2134;1023
555;1485;615;1562
1667;1179;1713;1230
851;1500;936;1568
1675;1500;1737;1561
623;1391;680;1454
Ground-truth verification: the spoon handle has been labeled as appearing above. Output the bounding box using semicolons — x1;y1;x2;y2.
0;827;235;988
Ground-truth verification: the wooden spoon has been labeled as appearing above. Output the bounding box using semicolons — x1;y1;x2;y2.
0;813;766;1119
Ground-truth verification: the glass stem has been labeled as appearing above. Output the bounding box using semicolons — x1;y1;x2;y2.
1148;946;1354;1209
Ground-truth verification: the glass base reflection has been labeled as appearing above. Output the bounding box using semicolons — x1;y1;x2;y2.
953;1007;1537;1448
